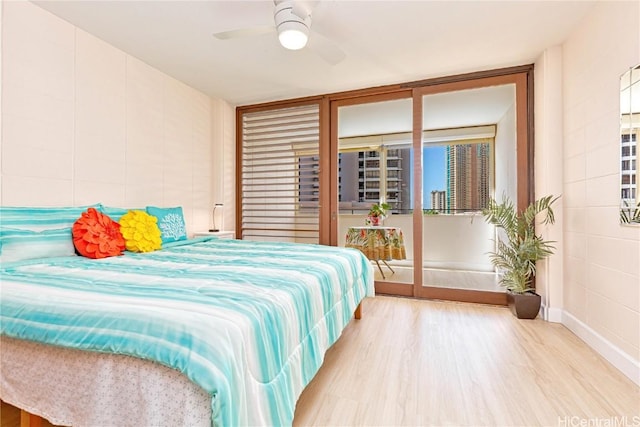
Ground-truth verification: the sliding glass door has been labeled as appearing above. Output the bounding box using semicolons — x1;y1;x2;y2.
330;75;530;301
334;95;415;295
413;74;531;303
419;85;515;298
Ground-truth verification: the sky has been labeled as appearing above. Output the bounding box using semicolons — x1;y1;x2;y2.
422;146;446;209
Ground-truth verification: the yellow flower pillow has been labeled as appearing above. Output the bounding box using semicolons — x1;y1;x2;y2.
119;210;162;253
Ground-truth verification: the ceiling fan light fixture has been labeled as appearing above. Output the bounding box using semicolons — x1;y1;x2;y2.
278;22;309;50
274;1;310;50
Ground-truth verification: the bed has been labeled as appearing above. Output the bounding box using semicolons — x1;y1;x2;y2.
0;235;374;426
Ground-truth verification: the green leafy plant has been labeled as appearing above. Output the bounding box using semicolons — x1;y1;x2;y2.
368;202;390;218
482;195;558;294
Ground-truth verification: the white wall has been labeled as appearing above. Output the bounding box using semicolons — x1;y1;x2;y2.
211;98;236;235
545;0;640;384
1;1;234;235
535;46;564;322
0;1;3;204
338;212;497;291
338;214;494;271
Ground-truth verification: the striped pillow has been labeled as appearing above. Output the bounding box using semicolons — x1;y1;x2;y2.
0;227;75;263
0;204;103;231
0;205;101;263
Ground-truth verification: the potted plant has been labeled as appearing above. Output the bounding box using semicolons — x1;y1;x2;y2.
482;194;558;319
366;202;390;226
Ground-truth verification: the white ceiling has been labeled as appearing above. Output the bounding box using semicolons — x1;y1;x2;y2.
33;0;596;106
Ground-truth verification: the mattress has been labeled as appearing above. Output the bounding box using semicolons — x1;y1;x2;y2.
1;335;212;427
0;237;374;426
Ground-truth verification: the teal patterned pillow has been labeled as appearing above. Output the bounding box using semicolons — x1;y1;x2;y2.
146;206;187;244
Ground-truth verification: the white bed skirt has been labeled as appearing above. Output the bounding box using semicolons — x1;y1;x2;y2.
0;336;212;427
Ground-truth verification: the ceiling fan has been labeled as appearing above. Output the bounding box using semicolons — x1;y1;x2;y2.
212;0;346;65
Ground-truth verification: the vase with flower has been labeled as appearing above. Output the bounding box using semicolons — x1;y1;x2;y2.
366;202;390;226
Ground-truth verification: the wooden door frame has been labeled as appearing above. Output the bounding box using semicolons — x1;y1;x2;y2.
235;97;324;239
237;64;534;305
411;71;532;305
327;67;532;303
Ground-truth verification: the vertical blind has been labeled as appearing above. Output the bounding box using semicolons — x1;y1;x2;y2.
240;104;320;243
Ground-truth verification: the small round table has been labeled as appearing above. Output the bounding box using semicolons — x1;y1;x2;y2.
345;226;406;279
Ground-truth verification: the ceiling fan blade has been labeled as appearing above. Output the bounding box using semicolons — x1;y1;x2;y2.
213;25;275;40
308;31;346;65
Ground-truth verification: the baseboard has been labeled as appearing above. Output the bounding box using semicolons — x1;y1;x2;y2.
562;311;640;386
546;306;563;323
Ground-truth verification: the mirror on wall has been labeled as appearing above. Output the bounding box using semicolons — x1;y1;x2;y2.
620;64;639;225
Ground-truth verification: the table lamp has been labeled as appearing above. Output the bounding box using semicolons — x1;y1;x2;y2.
209;203;223;232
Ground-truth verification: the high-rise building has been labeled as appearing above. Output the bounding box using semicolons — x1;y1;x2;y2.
338;148;411;214
446;143;491;212
431;190;446;211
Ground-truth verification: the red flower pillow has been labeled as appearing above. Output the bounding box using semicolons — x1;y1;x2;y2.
72;208;125;259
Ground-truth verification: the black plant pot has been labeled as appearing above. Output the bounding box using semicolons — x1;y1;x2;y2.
506;291;541;319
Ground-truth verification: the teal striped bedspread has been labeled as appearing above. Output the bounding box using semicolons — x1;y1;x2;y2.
0;238;374;426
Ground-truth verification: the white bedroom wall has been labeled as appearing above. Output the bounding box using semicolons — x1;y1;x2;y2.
211;98;236;235
0;1;3;205
558;0;640;383
534;45;564;323
1;1;230;235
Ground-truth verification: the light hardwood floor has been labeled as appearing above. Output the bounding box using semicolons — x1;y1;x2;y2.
293;296;640;426
2;296;638;427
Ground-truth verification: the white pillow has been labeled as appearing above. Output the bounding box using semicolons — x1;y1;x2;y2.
0;227;75;263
